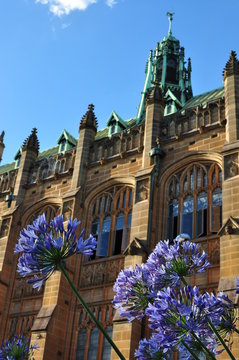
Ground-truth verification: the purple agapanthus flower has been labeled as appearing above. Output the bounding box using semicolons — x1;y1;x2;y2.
113;264;152;321
135;333;174;360
15;214;97;290
0;334;38;360
145;236;210;289
145;285;235;357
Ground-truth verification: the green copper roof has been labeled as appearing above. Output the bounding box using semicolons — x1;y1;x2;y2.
106;111;127;129
57;129;77;146
182;87;224;111
95;117;137;141
37;146;59;160
0;146;59;175
0;162;15;175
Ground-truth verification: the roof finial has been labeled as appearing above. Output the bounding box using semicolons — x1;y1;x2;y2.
167;12;174;36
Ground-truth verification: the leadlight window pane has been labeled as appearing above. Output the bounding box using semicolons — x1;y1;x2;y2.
197;168;201;188
212;170;216;184
109;197;113;212
176;181;179;196
219;170;222;183
116;213;124;230
98;217;111;257
196;192;207;237
91;220;99;236
98;197;102;215
169;181;173;195
203;173;208;187
211;188;222;233
116;196;120;209
212;188;222;206
104;196;109;213
102;326;113;360
190;170;194;191
114;213;124;255
123;191;126;208
129;189;132;206
88;328;99;359
127;211;132;226
76;329;87;360
183;196;193;213
181;196;193;238
167;199;179;240
197;192;207;210
59;140;66;152
183;178;187;192
97;307;102;321
111;125;115;134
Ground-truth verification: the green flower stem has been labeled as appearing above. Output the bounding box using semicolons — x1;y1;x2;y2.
181;340;201;360
58;262;126;360
181;276;188;286
205;316;236;360
234;328;239;335
191;332;216;360
182;276;236;359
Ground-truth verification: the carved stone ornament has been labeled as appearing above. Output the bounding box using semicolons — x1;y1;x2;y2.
136;178;149;203
62;200;73;221
0;218;11;238
218;216;239;236
224;153;239;180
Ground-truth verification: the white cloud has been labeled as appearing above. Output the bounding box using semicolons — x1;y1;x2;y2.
61;22;71;29
105;0;117;7
35;0;97;16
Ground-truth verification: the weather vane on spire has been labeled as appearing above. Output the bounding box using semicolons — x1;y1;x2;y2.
167;12;174;36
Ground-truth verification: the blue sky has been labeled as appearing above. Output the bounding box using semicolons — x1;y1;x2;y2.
0;0;238;164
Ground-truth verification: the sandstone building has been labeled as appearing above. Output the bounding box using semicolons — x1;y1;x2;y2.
0;14;238;359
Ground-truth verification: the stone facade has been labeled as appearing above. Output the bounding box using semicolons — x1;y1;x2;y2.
0;20;238;360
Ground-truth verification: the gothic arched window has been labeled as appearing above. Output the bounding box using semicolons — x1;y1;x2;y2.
90;186;133;259
167;163;222;240
76;304;115;359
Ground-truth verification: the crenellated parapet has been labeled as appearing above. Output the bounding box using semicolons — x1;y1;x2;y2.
159;90;225;139
88;124;144;165
0;169;17;194
27;149;75;185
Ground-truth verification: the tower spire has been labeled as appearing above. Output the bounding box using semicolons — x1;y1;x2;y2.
167;12;174;36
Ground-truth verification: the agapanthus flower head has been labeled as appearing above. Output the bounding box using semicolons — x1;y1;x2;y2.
0;334;38;360
135;333;174;360
203;291;236;345
15;214;97;290
146;285;235;357
113;264;152;321
145;237;210;288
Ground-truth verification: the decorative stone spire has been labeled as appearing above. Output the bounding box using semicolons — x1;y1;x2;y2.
0;130;5;162
22;128;39;154
136;13;192;123
223;51;239;80
79;104;98;132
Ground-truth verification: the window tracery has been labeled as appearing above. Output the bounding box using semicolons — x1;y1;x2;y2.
89;186;133;259
167;163;222;240
76;304;114;359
